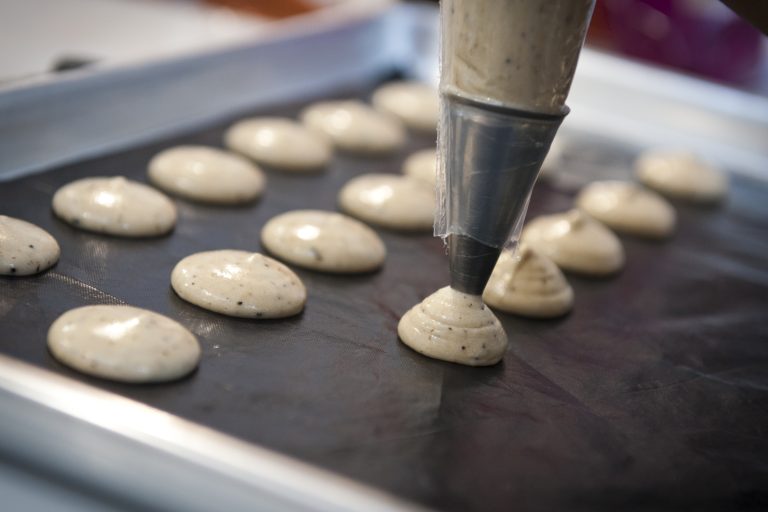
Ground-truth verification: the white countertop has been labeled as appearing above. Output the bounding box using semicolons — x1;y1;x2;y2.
0;0;267;85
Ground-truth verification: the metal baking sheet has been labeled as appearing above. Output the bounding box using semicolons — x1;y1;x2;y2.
1;78;768;511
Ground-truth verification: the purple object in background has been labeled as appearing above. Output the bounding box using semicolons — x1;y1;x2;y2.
602;0;763;84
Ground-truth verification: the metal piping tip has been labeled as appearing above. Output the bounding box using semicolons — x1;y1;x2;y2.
440;93;567;296
448;234;500;295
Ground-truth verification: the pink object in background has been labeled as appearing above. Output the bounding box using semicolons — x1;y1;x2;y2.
599;0;764;85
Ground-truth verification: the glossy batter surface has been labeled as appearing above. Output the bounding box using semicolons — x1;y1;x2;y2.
371;81;439;132
301;100;405;154
0;215;60;276
483;246;574;318
635;150;728;203
148;145;265;204
398;286;507;366
402;148;437;185
52;176;177;237
171;250;306;319
576;180;676;238
224;117;332;172
522;209;624;276
47;305;200;383
261;210;385;273
338;174;434;231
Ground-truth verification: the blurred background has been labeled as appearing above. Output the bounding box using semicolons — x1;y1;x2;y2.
1;0;766;93
588;0;767;92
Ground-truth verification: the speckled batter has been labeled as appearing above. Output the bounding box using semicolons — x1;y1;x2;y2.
52;177;176;237
338;174;434;231
635;150;728;203
224;117;332;172
171;250;306;318
483;246;574;318
148;145;265;204
402;149;437;185
0;215;60;276
576;180;676;238
261;210;386;274
398;286;507;366
47;305;200;383
443;0;594;113
522;209;624;276
371;81;439;132
301;100;405;154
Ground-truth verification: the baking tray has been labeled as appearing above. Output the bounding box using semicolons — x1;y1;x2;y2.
2;75;768;512
2;3;768;511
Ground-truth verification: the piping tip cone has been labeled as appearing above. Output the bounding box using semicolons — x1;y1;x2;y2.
439;93;566;295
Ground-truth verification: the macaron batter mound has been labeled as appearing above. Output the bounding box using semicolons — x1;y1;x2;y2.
398;286;508;366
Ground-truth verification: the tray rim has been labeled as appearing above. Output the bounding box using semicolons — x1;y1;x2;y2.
0;353;428;512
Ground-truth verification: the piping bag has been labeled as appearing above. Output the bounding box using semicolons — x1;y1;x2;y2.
437;0;595;295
